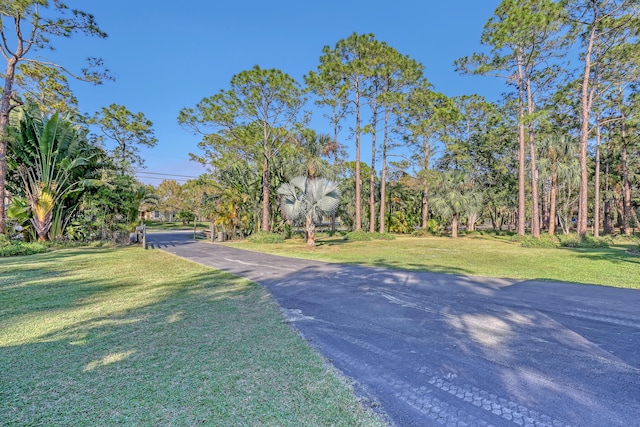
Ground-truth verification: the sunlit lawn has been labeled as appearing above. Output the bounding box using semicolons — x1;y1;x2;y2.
0;247;384;427
227;233;640;289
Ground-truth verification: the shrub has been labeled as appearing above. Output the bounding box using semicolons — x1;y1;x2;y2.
519;234;559;249
411;229;431;238
611;233;640;245
426;219;441;234
461;230;485;237
0;235;48;257
343;230;373;241
509;234;527;243
247;231;285;244
558;234;610;248
412;220;442;237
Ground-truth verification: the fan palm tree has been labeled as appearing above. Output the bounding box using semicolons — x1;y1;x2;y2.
277;176;340;247
430;170;482;239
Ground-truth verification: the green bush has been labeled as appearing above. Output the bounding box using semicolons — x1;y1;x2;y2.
611;233;640;245
343;230;373;241
519;234;559;249
559;234;611;248
0;235;48;257
411;220;442;237
411;229;431;237
509;234;526;243
247;231;285;244
461;230;485;237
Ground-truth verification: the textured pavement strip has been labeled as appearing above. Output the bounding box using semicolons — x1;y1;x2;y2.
383;374;495;427
324;344;495;427
558;308;640;329
337;334;570;427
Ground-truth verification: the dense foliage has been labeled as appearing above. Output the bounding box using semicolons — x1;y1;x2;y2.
3;1;639;247
174;2;639;240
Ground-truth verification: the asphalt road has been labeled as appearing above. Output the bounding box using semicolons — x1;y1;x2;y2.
147;231;640;427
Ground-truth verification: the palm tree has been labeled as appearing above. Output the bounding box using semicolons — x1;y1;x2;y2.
277;176;340;247
430;171;482;239
287;130;341;232
538;134;578;236
8;106;98;240
290;130;337;180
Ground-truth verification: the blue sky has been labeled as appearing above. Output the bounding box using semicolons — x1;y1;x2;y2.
50;0;503;184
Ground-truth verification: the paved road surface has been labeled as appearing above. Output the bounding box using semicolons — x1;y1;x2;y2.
147;231;640;427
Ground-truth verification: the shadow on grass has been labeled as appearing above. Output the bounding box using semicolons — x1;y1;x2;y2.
562;246;640;265
314;238;352;247
1;246;384;427
0;254;261;426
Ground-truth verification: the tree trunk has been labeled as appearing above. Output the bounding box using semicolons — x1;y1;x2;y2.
516;56;527;236
526;79;540;238
594;119;601;237
577;23;597;237
621;119;631;236
0;58;18;235
548;169;558;236
615;194;624;231
354;77;362;231
603;145;612;235
33;211;52;241
489;206;497;231
451;213;459;239
541;179;549;230
379;106;390;234
467;213;477;232
120;143;127;175
306;216;316;247
369;105;377;233
261;155;270;231
379;165;387;234
421;188;429;229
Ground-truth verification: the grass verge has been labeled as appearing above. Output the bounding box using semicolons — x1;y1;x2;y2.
226;234;640;289
0;247;385;426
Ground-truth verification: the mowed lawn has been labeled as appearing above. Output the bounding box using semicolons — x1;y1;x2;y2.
228;234;640;289
0;247;385;427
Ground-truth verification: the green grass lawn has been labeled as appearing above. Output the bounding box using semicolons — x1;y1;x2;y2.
227;233;640;289
0;247;385;427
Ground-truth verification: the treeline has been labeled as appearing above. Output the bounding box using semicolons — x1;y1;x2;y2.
1;1;638;245
177;0;640;238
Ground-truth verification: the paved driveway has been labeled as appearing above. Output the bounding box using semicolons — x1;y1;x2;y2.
147;231;640;427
